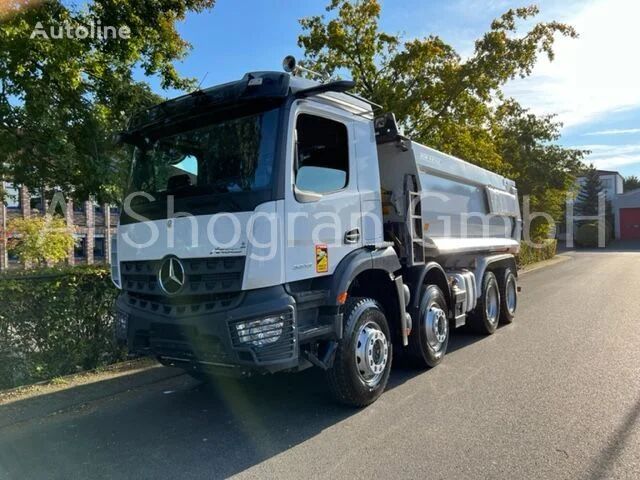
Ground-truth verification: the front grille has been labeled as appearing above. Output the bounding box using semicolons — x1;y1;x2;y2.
229;311;296;363
120;256;245;296
125;291;243;316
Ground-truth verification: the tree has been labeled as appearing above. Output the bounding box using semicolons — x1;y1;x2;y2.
0;0;216;203
576;165;605;216
298;0;587;239
623;175;640;192
494;100;585;238
298;0;577;174
7;216;75;265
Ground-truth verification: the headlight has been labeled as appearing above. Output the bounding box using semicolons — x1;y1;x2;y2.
235;315;284;346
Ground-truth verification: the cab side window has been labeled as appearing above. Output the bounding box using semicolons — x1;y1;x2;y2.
295;114;349;194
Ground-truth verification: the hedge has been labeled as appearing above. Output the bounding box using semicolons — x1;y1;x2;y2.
516;239;557;268
575;221;612;247
0;266;124;390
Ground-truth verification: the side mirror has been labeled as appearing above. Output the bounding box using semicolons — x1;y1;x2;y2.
295;165;346;200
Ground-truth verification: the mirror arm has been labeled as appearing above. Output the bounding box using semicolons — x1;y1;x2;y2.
293;186;322;203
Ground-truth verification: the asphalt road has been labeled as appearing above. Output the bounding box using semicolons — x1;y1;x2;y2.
1;247;639;479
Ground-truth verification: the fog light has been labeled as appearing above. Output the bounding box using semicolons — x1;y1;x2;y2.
236;315;284;347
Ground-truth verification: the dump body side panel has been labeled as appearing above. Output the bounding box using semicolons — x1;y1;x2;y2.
377;139;520;260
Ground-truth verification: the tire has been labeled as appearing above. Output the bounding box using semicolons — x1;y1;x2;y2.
498;268;517;324
470;271;501;335
326;297;392;407
406;285;449;368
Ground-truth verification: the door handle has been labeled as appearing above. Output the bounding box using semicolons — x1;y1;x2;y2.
344;228;360;244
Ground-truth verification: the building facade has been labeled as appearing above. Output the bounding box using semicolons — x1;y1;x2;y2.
612;189;640;240
0;183;119;271
574;170;640;241
575;170;624;201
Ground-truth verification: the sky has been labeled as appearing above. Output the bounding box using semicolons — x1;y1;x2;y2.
137;0;640;179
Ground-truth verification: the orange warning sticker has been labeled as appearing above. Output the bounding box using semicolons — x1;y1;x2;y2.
315;244;328;273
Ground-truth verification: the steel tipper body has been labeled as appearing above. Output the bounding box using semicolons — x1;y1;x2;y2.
113;62;521;406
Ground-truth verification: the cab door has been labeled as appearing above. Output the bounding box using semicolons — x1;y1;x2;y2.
284;101;362;283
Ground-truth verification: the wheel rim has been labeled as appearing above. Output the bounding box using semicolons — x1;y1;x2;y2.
424;304;448;352
506;277;517;314
354;320;389;387
485;283;499;325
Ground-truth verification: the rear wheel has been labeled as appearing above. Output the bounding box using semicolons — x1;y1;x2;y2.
406;285;449;368
498;268;517;324
326;297;392;407
470;271;501;335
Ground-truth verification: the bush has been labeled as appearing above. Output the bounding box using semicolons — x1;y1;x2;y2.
7;216;75;266
575;221;612;247
0;265;124;390
516;239;557;268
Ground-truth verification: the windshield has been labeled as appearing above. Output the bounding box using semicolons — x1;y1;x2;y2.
123;106;281;221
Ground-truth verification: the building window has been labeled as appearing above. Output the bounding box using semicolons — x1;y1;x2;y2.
94;202;104;214
3;183;20;209
294;114;349;194
73;201;85;213
30;189;43;212
74;236;87;259
94;237;105;259
7;243;19;263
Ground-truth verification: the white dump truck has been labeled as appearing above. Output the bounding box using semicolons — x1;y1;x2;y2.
113;58;521;406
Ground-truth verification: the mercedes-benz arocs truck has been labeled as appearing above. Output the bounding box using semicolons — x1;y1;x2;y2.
113;58;521;407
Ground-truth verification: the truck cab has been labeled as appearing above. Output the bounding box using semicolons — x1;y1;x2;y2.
113;65;520;407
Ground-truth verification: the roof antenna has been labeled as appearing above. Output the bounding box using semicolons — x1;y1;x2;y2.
195;71;209;92
282;55;327;82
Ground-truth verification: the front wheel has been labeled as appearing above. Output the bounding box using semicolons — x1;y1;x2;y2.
326;297;392;407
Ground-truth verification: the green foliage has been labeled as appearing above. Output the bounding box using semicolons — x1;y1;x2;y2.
0;265;122;389
576;164;605;215
7;215;75;265
516;239;556;268
623;175;640;192
298;1;588;240
495;100;585;239
298;0;580;174
575;221;611;247
0;0;216;203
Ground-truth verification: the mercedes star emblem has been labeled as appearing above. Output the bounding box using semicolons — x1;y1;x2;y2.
158;257;185;295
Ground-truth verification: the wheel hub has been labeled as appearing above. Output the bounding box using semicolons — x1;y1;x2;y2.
486;285;499;324
425;306;448;350
506;277;517;314
355;321;389;386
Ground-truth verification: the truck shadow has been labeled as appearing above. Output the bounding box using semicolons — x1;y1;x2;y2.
0;329;492;479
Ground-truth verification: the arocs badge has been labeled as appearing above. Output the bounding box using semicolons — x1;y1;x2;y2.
315;244;328;273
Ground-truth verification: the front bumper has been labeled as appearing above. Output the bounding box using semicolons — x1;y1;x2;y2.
116;285;301;374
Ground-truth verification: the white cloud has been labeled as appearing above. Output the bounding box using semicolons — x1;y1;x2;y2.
579;144;640;155
589;156;640;170
571;144;640;170
504;0;640;128
584;128;640;136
